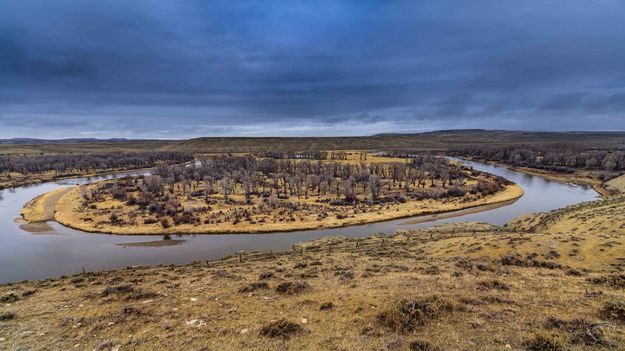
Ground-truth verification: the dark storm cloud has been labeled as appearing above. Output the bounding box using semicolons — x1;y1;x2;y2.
1;0;625;138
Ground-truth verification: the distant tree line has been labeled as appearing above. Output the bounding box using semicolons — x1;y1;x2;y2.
254;151;353;160
452;146;625;178
0;152;193;175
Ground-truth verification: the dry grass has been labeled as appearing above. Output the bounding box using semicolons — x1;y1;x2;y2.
3;210;625;350
606;174;625;194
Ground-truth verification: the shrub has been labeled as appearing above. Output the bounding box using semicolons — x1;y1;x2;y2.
258;271;274;280
524;333;564;351
239;282;269;293
500;254;562;269
600;301;625;323
0;312;16;321
259;319;302;339
587;274;625;289
293;262;307;269
476;280;510;291
70;276;85;284
275;281;310;295
126;196;138;206
408;340;438;351
545;317;607;345
100;284;134;297
0;293;19;303
376;296;456;333
320;302;334;310
128;290;160;300
160;217;171;229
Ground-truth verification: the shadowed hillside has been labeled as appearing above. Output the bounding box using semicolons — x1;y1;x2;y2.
2;130;624;155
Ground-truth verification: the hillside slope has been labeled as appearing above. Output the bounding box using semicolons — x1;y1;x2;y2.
2;197;625;350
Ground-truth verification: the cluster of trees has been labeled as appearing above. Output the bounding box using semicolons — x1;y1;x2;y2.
254;151;351;160
82;155;509;228
452;146;625;176
148;155;474;202
255;151;328;160
0;152;192;175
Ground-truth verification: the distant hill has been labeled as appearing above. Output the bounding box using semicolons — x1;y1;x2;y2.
161;130;625;153
0;130;624;154
0;138;134;145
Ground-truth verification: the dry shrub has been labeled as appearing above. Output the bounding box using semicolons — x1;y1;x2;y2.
259;319;302;339
0;293;19;303
128;290;160;300
588;274;625;289
600;301;625;323
238;282;269;293
70;276;85;284
275;281;310;295
293;262;307;269
258;271;274;280
500;253;562;269
476;280;510;291
565;268;583;276
545;317;608;346
212;269;237;279
100;284;134;297
524;333;565;351
0;312;16;321
376;296;457;333
320;301;334;310
115;305;145;322
408;340;438;351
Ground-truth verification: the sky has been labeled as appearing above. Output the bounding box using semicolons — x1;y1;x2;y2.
1;1;625;139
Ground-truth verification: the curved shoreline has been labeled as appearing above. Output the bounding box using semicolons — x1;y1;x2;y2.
35;182;524;235
454;156;611;196
20;187;73;222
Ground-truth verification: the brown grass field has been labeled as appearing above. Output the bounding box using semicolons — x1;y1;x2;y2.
2;198;625;350
2;130;625;155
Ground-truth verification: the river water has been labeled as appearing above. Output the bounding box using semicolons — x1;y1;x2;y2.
0;159;598;283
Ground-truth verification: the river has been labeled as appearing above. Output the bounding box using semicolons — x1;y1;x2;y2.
0;159;598;283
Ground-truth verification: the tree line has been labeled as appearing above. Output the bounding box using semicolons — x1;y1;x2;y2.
0;152;193;175
452;146;625;177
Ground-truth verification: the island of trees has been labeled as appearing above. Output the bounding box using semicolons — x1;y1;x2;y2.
49;153;522;234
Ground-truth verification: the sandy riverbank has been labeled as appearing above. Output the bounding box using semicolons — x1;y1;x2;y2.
20;187;73;222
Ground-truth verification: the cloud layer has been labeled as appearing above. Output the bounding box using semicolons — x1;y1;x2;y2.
1;1;625;138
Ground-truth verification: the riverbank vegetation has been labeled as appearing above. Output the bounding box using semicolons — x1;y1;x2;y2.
452;145;624;190
41;154;522;234
0;151;192;190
